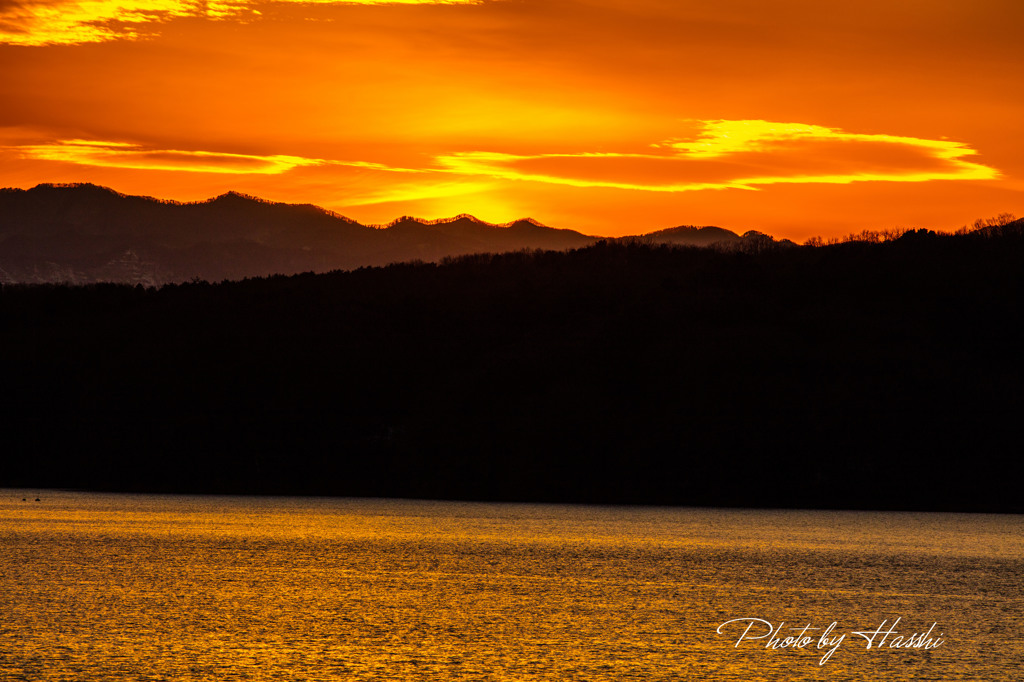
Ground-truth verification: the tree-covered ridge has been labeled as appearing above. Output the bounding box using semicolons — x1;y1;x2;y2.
5;182;1011;285
2;223;1022;511
0;184;595;285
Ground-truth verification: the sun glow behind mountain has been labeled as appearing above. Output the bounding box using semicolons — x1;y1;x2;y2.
1;0;1021;239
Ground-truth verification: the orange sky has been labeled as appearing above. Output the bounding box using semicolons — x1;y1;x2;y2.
1;0;1022;239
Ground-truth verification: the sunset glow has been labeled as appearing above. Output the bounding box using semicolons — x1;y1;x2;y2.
2;0;1021;239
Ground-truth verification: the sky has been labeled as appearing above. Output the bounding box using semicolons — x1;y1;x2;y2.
1;0;1022;240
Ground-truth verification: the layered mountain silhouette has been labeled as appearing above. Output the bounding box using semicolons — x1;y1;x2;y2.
0;183;785;284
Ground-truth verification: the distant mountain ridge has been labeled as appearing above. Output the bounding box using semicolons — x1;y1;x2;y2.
0;183;779;284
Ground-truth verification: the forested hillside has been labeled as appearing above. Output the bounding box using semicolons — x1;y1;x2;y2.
3;223;1022;511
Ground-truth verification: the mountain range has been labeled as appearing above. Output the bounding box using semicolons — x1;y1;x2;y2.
0;183;789;285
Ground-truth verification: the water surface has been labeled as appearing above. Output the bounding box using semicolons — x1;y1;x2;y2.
1;490;1021;680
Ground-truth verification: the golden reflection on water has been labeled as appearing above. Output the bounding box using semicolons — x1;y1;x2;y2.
0;491;1021;680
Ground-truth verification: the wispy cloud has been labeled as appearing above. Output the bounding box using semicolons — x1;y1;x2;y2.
9;121;998;198
434;120;999;192
11;138;425;174
0;0;482;46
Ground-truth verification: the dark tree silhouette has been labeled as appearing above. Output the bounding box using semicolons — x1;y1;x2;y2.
1;221;1022;511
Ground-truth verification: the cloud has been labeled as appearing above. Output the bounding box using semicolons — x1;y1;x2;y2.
0;0;482;46
434;120;999;192
9;121;998;199
10;138;425;174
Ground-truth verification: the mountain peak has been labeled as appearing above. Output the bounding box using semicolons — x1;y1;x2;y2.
30;182;126;199
636;224;741;246
209;190;264;204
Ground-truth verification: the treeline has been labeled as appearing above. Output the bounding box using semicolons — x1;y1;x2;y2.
804;212;1018;246
2;226;1023;511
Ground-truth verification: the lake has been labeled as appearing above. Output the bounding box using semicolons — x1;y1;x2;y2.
1;490;1021;680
